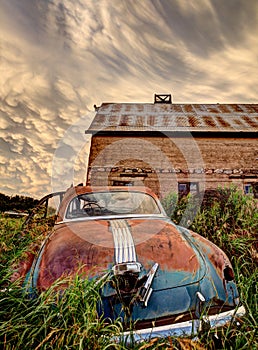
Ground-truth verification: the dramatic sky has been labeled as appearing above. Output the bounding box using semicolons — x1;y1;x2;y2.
1;0;258;198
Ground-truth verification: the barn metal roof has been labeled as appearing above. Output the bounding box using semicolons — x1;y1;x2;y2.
86;103;258;133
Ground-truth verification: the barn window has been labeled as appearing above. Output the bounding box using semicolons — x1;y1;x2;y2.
178;182;199;197
244;184;253;195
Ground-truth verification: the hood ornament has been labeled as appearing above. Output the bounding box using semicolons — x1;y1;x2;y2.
111;261;159;308
137;262;159;307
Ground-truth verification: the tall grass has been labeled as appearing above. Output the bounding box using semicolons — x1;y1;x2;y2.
0;277;125;349
0;215;125;349
163;187;258;349
0;216;27;284
0;187;257;349
0;214;54;285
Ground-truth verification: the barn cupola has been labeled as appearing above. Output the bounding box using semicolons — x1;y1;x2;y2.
154;94;172;104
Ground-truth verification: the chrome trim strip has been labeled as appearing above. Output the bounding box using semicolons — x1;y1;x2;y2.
120;305;246;342
110;219;136;264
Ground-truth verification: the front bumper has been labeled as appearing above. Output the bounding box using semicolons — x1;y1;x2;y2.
121;305;246;342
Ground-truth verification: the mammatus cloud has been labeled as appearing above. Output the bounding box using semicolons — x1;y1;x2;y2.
0;0;258;197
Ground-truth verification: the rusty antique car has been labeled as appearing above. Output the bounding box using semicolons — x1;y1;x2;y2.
21;185;245;341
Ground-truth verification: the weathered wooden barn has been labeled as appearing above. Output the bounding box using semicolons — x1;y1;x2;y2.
85;94;258;198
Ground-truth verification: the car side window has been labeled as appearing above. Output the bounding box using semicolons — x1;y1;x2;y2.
24;192;65;227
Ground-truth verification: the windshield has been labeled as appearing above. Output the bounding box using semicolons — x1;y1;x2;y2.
66;191;161;219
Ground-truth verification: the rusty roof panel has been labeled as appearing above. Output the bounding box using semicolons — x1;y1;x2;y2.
215;116;231;128
203;116;217;128
242;115;258;128
87;103;258;133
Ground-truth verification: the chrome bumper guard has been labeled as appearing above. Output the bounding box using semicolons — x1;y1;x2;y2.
121;305;246;342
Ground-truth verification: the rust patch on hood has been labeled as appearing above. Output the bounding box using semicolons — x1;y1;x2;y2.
188;230;232;279
132;220;200;272
37;221;114;290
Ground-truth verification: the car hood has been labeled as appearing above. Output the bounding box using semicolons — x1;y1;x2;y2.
37;217;206;291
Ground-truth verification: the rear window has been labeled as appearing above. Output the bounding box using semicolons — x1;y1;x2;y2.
66;191;161;219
